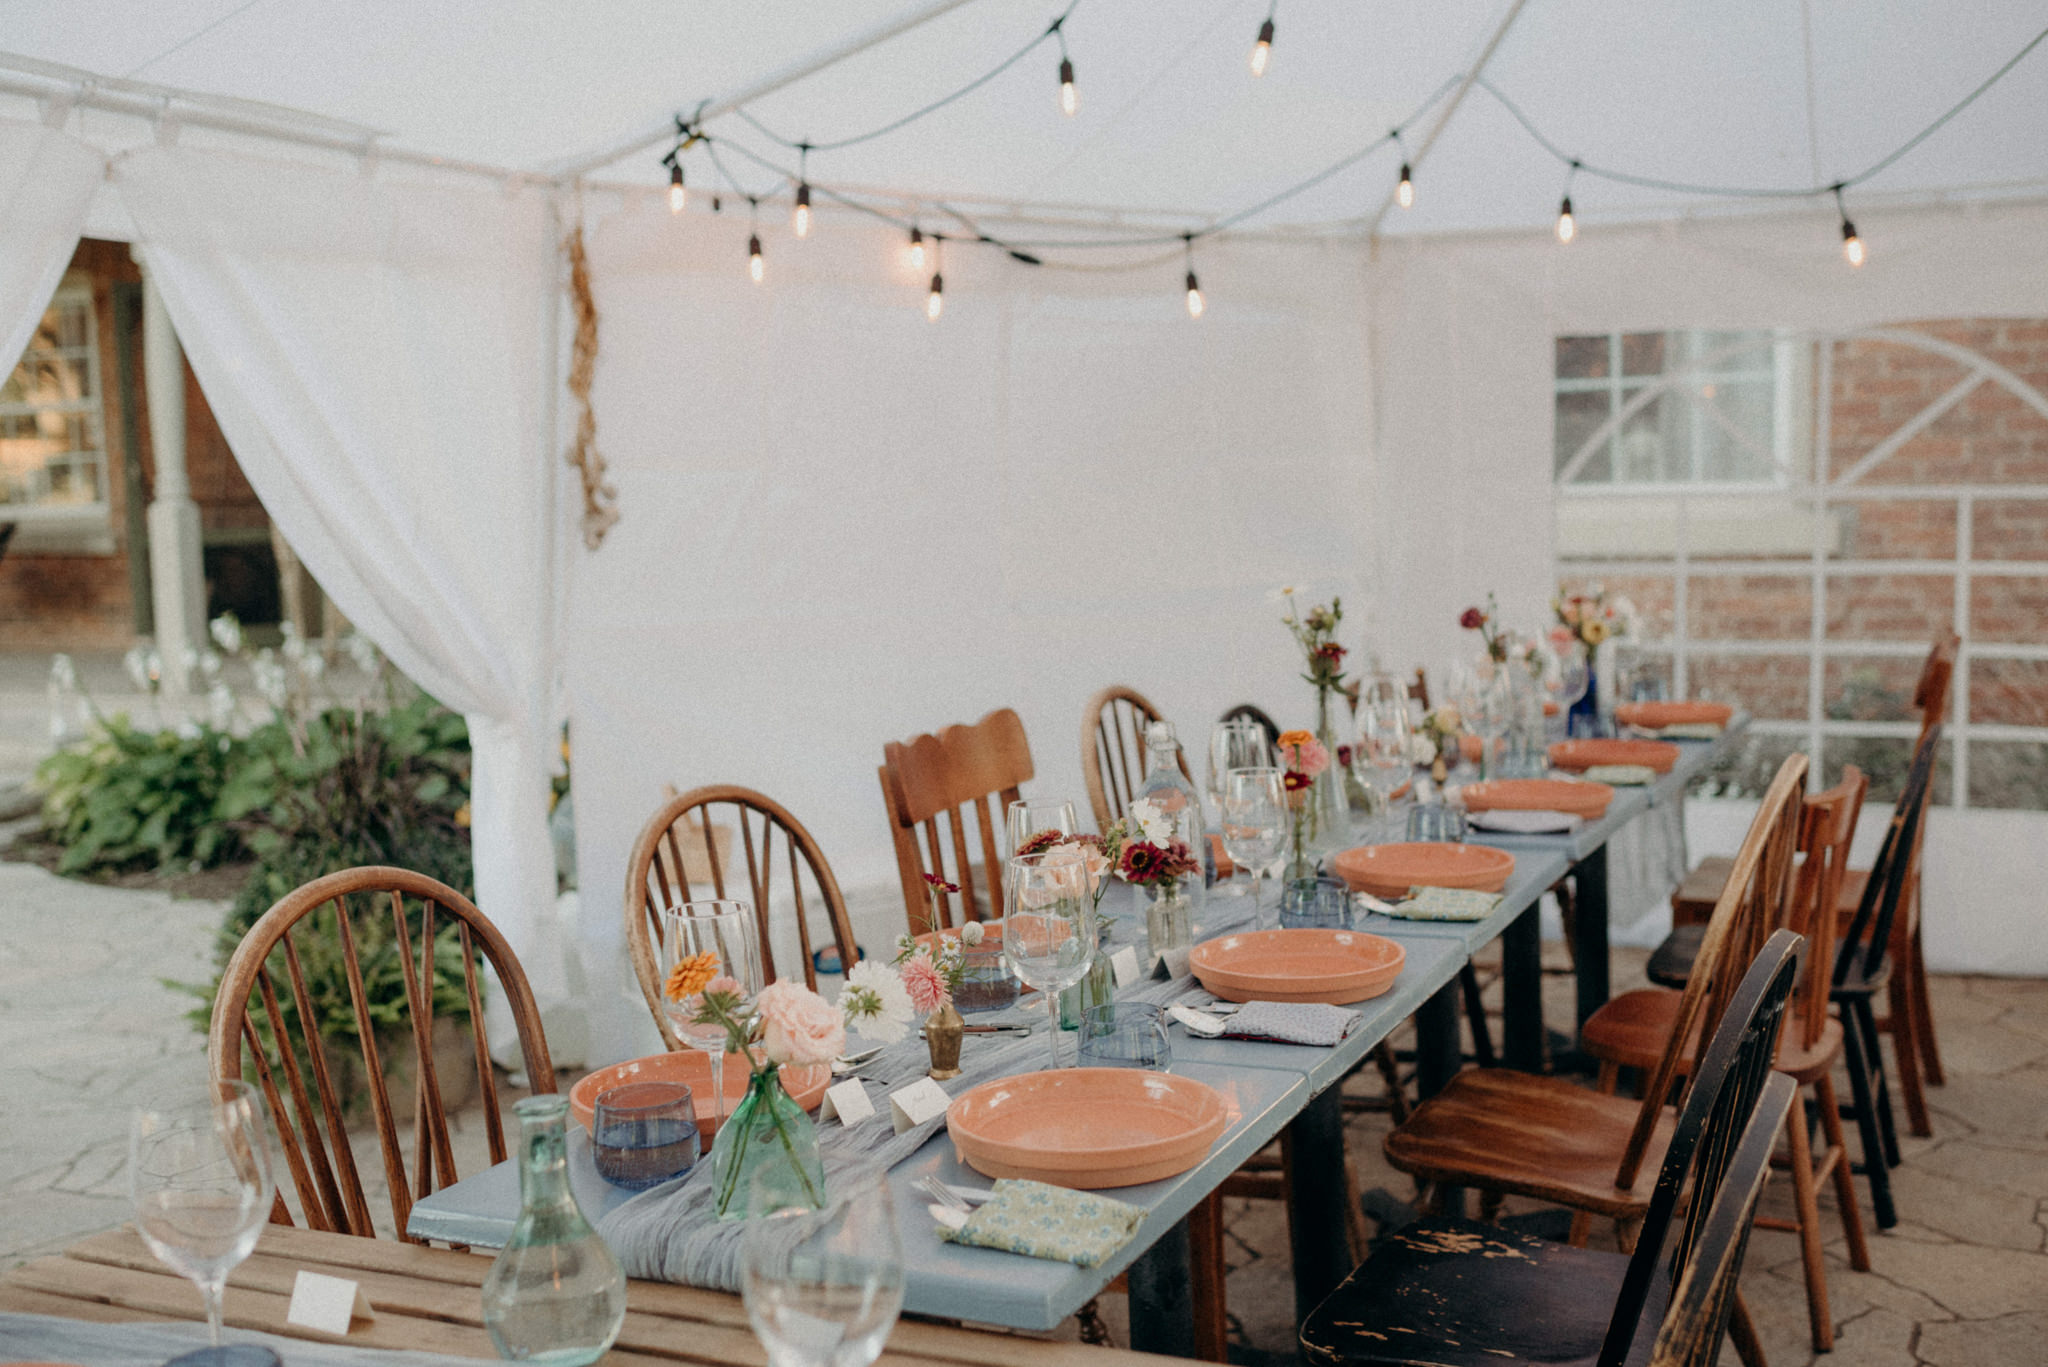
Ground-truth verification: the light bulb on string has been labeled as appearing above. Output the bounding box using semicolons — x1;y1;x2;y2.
666;159;686;215
1396;162;1415;210
792;145;813;238
1555;162;1579;245
926;237;945;321
1183;236;1204;319
1835;186;1865;267
748;234;764;283
1250;15;1274;76
908;226;926;272
1059;57;1078;116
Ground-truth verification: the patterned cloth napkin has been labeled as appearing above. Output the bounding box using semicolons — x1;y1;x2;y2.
939;1178;1146;1266
1383;886;1503;922
1583;763;1657;785
1223;999;1362;1046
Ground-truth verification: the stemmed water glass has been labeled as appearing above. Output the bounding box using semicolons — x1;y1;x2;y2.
742;1165;903;1367
130;1079;279;1367
1003;851;1095;1070
1355;679;1414;836
1219;767;1287;921
1207;719;1273;817
1450;659;1514;780
1006;798;1078;855
658;900;762;1126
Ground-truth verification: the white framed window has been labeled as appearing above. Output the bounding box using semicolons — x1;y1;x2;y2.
0;283;110;528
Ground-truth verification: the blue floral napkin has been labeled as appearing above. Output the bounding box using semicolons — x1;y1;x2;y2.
939;1178;1145;1266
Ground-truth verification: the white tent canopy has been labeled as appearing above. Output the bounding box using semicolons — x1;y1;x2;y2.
3;1;2045;1064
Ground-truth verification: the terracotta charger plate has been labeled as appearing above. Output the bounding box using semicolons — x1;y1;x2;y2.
1461;778;1615;821
569;1051;830;1138
1189;928;1406;1004
1549;738;1681;774
1330;842;1516;901
946;1067;1230;1189
1616;700;1735;730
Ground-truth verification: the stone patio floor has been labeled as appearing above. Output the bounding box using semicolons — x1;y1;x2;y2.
2;849;2043;1365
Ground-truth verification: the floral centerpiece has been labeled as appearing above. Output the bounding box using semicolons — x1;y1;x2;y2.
1277;587;1352;847
1459;593;1512;664
666;968;843;1218
1554;583;1639;731
1087;798;1200;958
1415;706;1464;783
1275;729;1331;881
888;902;972;1077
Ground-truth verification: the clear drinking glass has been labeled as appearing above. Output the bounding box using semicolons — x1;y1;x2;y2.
1078;1003;1172;1071
1220;767;1287;921
130;1079;279;1367
593;1081;700;1190
1003;851;1095;1069
1451;659;1514;779
1356;685;1413;836
1006;798;1079;855
659;900;762;1131
1207;719;1273;817
742;1165;904;1367
1279;876;1352;930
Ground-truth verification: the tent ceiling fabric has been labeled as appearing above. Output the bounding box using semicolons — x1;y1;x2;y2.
2;0;2044;237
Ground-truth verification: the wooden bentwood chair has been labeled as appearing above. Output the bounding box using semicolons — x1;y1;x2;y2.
208;867;556;1243
1081;684;1194;834
623;785;860;1050
1301;932;1803;1367
1380;752;1806;1275
1584;768;1871;1352
879;708;1034;933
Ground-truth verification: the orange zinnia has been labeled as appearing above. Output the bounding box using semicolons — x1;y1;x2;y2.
664;950;720;1002
1276;728;1315;750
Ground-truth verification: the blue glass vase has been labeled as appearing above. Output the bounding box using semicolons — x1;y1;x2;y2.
1568;659;1603;738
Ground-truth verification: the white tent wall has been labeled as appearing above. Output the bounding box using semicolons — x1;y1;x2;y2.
566;200;1375;1064
109;144;574;1042
1364;198;2048;975
0;123;102;380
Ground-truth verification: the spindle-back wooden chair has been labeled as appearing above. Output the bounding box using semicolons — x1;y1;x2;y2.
1382;753;1806;1263
207;867;554;1245
879;708;1034;934
624;785;859;1050
1218;702;1280;747
1081;685;1194;834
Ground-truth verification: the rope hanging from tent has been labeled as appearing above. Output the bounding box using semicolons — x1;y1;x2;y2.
563;226;619;550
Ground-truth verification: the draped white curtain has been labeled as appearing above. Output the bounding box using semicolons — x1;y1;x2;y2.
567;202;1377;1064
114;145;569;1023
0;122;103;370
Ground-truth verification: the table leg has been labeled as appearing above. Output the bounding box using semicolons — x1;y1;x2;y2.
1127;1216;1196;1359
1413;977;1467;1217
1285;1086;1352;1329
1572;846;1612;1037
1501;902;1544;1072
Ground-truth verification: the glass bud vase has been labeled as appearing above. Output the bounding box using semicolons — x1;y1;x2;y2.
1144;883;1194;960
1060;944;1116;1029
481;1096;627;1367
708;1063;825;1220
1308;689;1350;855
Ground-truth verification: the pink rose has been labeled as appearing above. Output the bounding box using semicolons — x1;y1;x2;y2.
755;980;845;1068
901;951;950;1015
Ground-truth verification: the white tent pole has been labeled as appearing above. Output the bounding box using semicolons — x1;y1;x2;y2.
545;0;991;180
1366;0;1528;241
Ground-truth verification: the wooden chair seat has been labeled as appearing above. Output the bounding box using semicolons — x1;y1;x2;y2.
1383;1069;1678;1220
1586;987;1844;1083
1298;1214;1654;1367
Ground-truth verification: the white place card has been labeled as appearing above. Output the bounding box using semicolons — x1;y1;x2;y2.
820;1078;876;1126
286;1269;373;1336
1109;946;1143;987
889;1076;953;1133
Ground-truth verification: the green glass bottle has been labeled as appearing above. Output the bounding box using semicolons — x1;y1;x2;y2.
480;1096;627;1365
708;1063;825;1220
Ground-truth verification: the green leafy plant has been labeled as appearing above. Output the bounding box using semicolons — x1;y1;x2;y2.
35;718;250;873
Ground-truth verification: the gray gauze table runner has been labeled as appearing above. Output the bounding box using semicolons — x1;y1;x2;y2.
0;1312;482;1367
599;888;1260;1292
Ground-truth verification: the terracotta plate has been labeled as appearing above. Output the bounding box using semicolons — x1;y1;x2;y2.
947;1068;1230;1189
569;1051;830;1138
1460;778;1615;821
1616;701;1734;730
1189;928;1406;1004
1329;842;1516;900
1549;738;1681;774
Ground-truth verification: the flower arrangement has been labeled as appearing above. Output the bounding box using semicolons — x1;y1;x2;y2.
1102;798;1199;891
1554;583;1638;653
1018;827;1119;915
1277;588;1349;701
1276;728;1331;874
1416;706;1465;779
1459;593;1511;664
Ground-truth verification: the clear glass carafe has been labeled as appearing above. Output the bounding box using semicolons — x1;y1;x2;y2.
1134;721;1213;892
481;1096;628;1366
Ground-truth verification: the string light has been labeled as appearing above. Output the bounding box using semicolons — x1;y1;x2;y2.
1183;235;1204;319
1835;186;1865;267
747;198;764;283
1250;8;1275;77
1390;129;1414;209
926;237;945;321
1555;161;1579;244
909;225;926;271
792;145;813;237
1053;18;1078;117
665;158;686;214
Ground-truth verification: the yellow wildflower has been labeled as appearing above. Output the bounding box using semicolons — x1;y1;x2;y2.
1276;728;1316;750
663;950;720;1002
1582;619;1610;646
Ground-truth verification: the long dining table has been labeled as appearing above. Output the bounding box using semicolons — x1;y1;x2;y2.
118;718;1743;1363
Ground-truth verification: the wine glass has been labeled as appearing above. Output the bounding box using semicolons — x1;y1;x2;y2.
1003;851;1095;1070
658;900;762;1128
1451;659;1513;780
1206;719;1273;816
130;1079;278;1367
742;1165;903;1367
1006;798;1078;856
1355;685;1413;836
1220;767;1287;921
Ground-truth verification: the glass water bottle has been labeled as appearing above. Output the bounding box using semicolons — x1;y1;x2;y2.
481;1096;628;1365
1135;720;1213;893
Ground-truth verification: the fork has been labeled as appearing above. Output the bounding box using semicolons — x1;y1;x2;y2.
920;1175;971;1216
